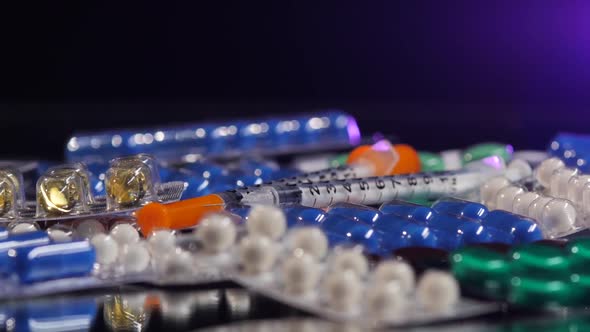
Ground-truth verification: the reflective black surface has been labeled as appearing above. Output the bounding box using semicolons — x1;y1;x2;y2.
2;283;590;332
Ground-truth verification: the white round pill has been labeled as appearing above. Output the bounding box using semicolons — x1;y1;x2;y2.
48;229;72;242
373;260;415;293
541;198;577;237
156;249;195;276
282;253;321;295
329;248;369;277
110;224;140;246
528;196;553;221
365;281;405;319
9;222;39;234
239;235;277;274
567;175;590;205
512;192;540;216
91;234;119;265
495;186;524;211
505;159;533;182
286;227;329;260
549;167;578;198
535;158;565;188
195;213;237;254
416;270;460;312
323;270;362;312
148;230;176;256
120;242;151;273
480;177;510;209
246;205;287;240
75;219;106;239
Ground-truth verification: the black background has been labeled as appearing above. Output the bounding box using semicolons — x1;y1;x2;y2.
2;1;590;160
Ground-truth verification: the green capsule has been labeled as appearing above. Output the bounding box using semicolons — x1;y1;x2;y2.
510;244;570;279
451;246;510;299
509;276;574;307
462;142;512;165
567;239;590;274
418;152;445;172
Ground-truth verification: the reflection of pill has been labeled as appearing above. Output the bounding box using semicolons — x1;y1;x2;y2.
195;213;237;254
535;158;565;188
330;248;368;277
148;230;176;256
239;235;277;274
286;227;328;260
120;243;151;273
323;271;362;312
246;205;287;240
282;253;321;295
91;234;119;265
110;224;140;246
496;186;524;211
373;260;415;293
416;270;459;312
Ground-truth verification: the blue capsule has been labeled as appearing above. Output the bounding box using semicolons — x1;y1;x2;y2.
0;231;51;276
15;241;96;284
283;206;326;227
327;203;382;224
373;215;438;251
379;200;435;223
0;226;7;240
482;210;543;244
427;213;490;246
432;199;489;221
320;215;381;254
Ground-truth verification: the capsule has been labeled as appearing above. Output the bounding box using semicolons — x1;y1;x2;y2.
432;198;489;221
0;231;51;276
105;154;160;210
482;210;543;244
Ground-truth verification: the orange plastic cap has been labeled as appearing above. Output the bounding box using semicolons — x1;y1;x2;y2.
391;144;421;174
135;194;225;235
346;140;398;176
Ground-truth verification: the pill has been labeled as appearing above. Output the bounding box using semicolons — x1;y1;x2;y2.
120;242;151;273
91;234;119;265
75;219;106;239
246;205;287;240
195;213;237;254
110;224;140;246
323;270;362;312
329;248;369;277
282;253;321;295
373;260;415;293
9;222;39;234
535;158;565;188
147;230;177;256
416;270;460;312
239;235;277;275
286;227;328;260
365;281;405;319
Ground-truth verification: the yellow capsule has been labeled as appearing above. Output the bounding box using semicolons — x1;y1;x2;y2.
37;178;81;215
103;295;149;331
0;180;13;217
106;167;151;207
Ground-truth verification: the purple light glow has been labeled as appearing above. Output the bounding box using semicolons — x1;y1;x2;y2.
346;116;361;146
480;155;505;170
371;139;392;152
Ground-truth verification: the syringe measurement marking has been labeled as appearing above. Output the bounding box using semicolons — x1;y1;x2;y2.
300;174;456;207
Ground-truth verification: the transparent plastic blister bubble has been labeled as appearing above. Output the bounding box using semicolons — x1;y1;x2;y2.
0;155;185;230
105;154;161;211
480;174;582;239
230;227;498;328
0;168;26;220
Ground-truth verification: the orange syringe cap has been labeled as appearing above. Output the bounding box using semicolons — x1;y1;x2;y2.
347;141;421;176
135;194;225;235
390;144;421;174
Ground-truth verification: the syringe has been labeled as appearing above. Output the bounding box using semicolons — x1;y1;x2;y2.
136;157;530;235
